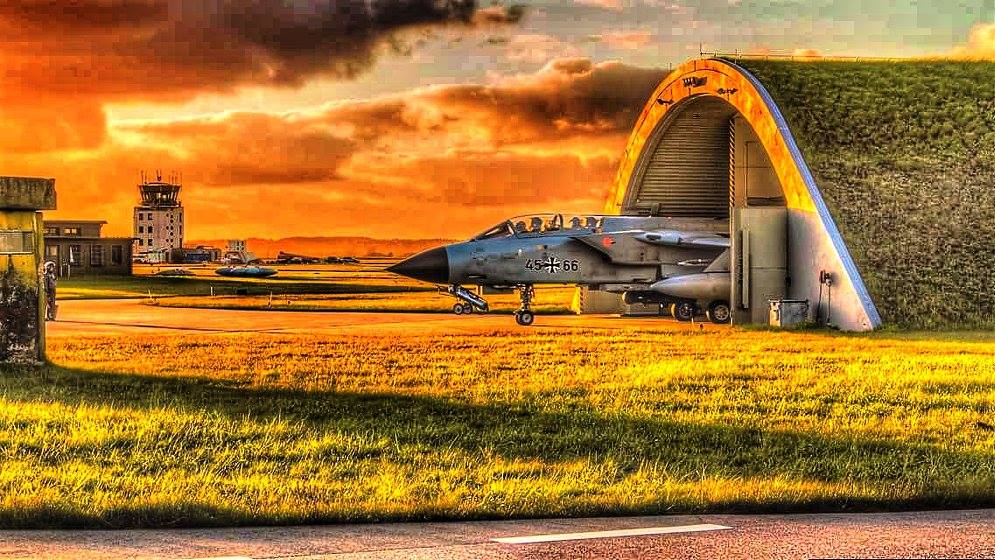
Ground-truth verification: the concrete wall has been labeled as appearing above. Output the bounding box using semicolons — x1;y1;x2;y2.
0;176;54;363
134;206;184;256
731;207;787;325
731;116;782;207
787;210;876;330
0;177;56;211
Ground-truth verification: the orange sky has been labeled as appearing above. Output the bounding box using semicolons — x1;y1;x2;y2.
1;1;993;240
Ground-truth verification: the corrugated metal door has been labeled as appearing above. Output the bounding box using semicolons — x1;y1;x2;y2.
626;97;733;218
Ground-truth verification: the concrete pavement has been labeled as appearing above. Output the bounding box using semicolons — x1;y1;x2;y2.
47;298;702;337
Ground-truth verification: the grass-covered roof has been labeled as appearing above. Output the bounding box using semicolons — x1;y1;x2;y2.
725;58;995;328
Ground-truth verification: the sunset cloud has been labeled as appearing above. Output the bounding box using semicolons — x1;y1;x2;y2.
573;0;626;11
594;30;656;50
118;58;665;181
30;58;664;238
952;24;995;59
791;48;823;58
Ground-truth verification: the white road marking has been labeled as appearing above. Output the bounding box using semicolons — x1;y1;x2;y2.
491;523;732;544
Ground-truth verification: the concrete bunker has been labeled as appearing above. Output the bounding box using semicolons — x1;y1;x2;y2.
577;58;881;331
0;176;57;363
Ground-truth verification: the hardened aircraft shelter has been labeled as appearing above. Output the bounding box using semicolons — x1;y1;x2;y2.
578;56;995;330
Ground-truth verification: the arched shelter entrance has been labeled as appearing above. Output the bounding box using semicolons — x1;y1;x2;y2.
580;58;880;331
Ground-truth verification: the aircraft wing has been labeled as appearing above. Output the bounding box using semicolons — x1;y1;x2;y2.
573;229;728;264
633;230;730;249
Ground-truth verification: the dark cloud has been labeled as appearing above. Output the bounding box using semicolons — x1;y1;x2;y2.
1;1;502;94
0;0;523;151
422;58;668;142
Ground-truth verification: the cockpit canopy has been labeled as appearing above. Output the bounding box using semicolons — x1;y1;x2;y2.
471;214;605;241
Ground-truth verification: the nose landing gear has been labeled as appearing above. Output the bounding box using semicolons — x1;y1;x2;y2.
443;285;489;315
514;284;535;326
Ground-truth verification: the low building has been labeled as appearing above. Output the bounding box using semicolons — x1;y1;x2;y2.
43;220;133;277
170;245;222;263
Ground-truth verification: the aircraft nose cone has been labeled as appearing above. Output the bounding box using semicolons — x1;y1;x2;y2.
386;246;450;284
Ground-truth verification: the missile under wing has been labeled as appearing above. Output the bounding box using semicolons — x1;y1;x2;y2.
387;213;732;326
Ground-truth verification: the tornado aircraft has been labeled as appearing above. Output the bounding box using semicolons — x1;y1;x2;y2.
387;214;732;326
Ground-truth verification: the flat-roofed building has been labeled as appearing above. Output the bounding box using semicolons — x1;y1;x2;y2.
43;220;133;277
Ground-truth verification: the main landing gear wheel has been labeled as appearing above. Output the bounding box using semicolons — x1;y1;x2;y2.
514;284;536;326
453;303;472;315
706;301;731;324
670;302;696;322
515;310;535;326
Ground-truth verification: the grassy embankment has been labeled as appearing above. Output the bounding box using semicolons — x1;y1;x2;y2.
730;59;995;328
0;327;993;528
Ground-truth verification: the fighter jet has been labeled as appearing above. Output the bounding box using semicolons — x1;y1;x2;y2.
387;214;731;326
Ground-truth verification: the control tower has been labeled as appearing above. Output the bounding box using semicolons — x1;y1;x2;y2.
133;172;184;262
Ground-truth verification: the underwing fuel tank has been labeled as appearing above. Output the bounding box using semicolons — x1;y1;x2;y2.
650;272;730;302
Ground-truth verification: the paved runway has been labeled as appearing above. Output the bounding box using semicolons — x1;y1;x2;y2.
1;510;993;559
47;298;701;337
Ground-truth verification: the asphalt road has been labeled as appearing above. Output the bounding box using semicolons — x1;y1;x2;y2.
1;510;993;559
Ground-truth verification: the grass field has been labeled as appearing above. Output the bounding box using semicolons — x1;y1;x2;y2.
1;326;993;528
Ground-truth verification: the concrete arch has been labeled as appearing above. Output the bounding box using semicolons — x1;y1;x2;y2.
602;58;881;331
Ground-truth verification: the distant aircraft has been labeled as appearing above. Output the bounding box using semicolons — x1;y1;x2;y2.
386;214;731;326
276;251;322;264
215;265;278;278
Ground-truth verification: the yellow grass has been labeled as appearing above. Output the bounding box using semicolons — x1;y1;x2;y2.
1;326;993;528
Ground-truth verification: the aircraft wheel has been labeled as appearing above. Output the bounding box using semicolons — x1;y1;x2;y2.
706;301;731;324
515;310;535;326
670;302;696;322
462;304;473;314
453;303;465;315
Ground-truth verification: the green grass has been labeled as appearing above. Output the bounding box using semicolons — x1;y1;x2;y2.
727;59;995;328
1;327;993;528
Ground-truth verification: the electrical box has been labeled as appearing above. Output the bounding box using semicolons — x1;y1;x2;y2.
770;299;810;328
